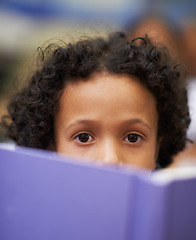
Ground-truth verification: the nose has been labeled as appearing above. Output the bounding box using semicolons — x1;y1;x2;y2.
98;139;122;166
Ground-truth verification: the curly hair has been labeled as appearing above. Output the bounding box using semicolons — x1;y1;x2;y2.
2;32;190;168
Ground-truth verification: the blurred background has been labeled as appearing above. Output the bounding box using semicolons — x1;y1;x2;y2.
0;0;196;141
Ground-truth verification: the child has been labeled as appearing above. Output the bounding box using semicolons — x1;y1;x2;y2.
2;32;190;169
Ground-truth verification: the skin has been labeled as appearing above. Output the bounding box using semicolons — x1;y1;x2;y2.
54;72;160;169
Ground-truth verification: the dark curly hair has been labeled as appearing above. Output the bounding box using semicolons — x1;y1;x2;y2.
2;32;190;168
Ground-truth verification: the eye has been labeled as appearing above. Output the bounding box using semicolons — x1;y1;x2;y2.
124;133;142;143
74;133;94;143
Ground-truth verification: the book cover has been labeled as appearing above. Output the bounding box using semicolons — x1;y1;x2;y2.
0;144;196;240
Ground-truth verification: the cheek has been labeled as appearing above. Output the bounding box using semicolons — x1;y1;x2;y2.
55;133;88;157
125;146;156;169
54;123;66;153
55;132;70;154
135;137;158;168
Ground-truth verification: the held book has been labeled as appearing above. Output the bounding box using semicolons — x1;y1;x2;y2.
0;143;196;240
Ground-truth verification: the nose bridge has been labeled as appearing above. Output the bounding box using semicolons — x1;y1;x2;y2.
99;137;121;165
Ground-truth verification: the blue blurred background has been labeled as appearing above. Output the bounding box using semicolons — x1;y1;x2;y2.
0;0;196;140
0;0;195;56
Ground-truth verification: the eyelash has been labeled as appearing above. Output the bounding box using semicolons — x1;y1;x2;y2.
74;133;94;144
74;132;143;144
123;133;143;144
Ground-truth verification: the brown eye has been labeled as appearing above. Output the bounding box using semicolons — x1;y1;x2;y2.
124;134;141;143
75;133;93;143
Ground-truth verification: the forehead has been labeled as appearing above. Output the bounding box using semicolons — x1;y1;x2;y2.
58;72;158;127
63;72;153;98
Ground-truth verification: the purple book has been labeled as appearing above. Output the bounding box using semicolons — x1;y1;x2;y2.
0;144;196;240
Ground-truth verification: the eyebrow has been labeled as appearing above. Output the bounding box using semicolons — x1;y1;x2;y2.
65;118;151;132
64;120;97;132
121;119;152;130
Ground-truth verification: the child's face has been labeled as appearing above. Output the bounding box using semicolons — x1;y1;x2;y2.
54;72;160;169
